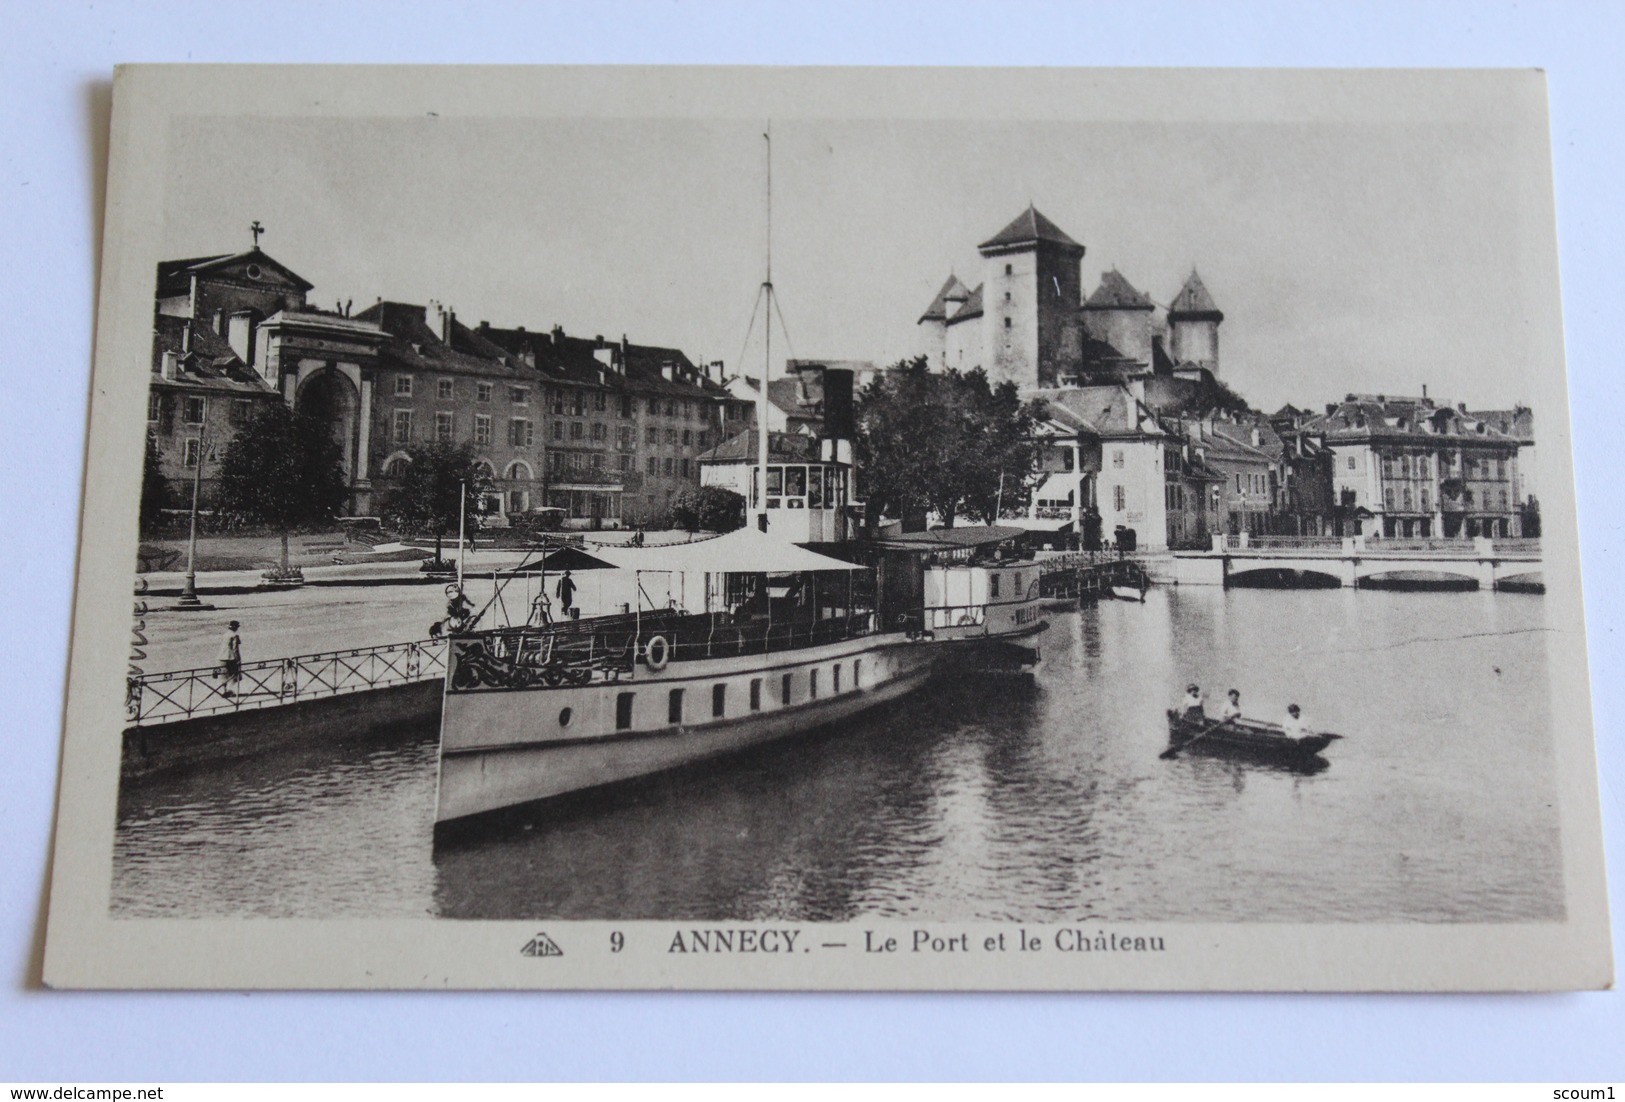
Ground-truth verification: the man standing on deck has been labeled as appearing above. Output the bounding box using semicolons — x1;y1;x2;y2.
555;569;578;618
217;620;242;697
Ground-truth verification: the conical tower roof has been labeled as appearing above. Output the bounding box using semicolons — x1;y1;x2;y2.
1082;268;1154;310
1168;269;1223;320
918;274;971;323
978;205;1084;253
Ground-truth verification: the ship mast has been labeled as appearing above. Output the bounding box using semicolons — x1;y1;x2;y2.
756;125;773;533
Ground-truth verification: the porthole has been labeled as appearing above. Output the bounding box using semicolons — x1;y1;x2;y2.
245;263;263;279
558;707;573;727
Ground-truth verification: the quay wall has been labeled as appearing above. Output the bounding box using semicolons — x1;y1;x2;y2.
121;680;443;781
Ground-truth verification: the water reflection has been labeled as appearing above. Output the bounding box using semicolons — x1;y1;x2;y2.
113;587;1565;923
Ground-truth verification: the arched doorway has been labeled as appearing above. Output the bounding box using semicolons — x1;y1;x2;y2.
295;368;361;482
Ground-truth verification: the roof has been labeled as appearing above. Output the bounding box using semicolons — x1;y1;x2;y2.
698;429;824;464
1299;396;1521;446
1082;270;1154;311
978;206;1084;253
1026;385;1165;439
918;274;972;323
865;525;1030;552
594;527;863;574
355;302;527;380
149;315;280;396
479;323;725;400
156;248;315;297
1168;269;1222;320
946;283;983;325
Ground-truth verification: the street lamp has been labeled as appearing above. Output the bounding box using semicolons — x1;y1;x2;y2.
173;412;215;611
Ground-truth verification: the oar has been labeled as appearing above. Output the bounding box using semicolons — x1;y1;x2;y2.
1160;716;1234;759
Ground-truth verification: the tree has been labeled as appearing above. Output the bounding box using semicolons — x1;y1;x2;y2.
855;357;1048;529
139;430;168;532
670;485;746;533
382;441;496;563
216;404;348;574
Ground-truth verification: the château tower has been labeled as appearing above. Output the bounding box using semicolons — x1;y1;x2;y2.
975;205;1085;388
1167;268;1223;375
1080;269;1156;368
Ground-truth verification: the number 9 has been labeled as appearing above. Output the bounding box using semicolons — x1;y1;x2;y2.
610;931;624;953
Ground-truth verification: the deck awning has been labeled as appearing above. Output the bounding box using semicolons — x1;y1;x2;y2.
864;524;1030;552
593;526;864;573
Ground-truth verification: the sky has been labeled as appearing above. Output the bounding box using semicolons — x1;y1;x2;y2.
157;93;1557;414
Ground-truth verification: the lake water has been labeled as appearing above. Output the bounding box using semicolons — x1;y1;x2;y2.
112;586;1565;922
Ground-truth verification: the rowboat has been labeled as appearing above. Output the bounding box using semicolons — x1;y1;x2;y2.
1163;710;1340;769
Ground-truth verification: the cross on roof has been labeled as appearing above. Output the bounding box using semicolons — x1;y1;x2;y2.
250;220;264;247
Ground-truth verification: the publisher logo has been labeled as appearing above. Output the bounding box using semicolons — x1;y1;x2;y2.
520;932;563;958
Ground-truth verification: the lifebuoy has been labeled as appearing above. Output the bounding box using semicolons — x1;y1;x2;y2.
644;634;670;671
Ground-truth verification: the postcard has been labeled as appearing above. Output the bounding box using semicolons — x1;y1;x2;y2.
42;65;1611;989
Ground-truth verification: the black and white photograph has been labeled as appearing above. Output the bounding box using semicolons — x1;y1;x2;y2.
41;64;1610;991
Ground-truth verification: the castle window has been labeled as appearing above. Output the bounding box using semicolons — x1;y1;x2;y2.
183;397;206;425
1004;291;1011;303
1005;264;1012;276
436;378;454;400
477;382;493;402
395;376;413;397
1004;317;1012;329
509;386;530;405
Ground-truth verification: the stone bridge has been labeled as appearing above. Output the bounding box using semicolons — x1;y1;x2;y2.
1160;536;1543;590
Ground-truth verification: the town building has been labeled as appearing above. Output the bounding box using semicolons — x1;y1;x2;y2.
1301;395;1526;538
146;242;726;529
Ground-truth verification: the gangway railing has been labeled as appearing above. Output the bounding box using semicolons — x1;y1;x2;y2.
127;638;447;726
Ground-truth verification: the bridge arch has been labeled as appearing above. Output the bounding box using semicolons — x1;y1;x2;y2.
1355;564;1480;590
1227;564;1343;589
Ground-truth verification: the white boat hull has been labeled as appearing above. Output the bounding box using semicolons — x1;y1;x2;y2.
435;632;940;825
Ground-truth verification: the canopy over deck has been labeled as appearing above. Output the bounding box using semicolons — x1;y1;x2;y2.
593;526;865;574
862;524;1030;553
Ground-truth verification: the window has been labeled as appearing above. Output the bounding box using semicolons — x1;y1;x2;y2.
681;459;691;477
1420;488;1430;512
1419;456;1430;479
1112;450;1124;469
832;665;841;693
592;423;607;442
809;669;819;699
1347;455;1356;471
552;421;564;441
183;396;206;425
570;422;584;440
550;451;564;471
663;457;674;475
616;693;635;730
646;457;658;475
781;672;793;705
682;429;692;446
437;378;455;400
1005;263;1012;275
231;399;251;425
665;428;677;445
1384;487;1396;510
591;454;604;469
749;679;762;711
990;574;1001;599
698;431;709;448
646;426;659;444
1113;485;1126;512
618;426;633;450
435;411;454;442
668;688;684;724
1402;487;1412;510
649;397;661;415
712;684;726;718
728;404;741;421
552;393;566;414
1004;317;1012;330
1004;291;1011;302
477;382;493;402
182;437;202;468
147;392;161;422
508;418;534;447
619;454;634;472
392;409;413;443
665;401;676;416
474;414;492;445
619;395;633;418
394;376;414;397
594;392;607;412
853;660;861;687
509;386;529;405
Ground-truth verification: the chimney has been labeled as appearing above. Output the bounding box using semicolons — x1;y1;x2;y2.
1422;383;1429;400
1250;426;1260;447
161;349;180;381
551;324;564;346
181;320;193;354
1457;402;1467;414
441;307;454;343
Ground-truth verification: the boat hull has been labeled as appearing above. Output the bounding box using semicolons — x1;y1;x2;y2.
436;633;941;825
1164;711;1338;769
